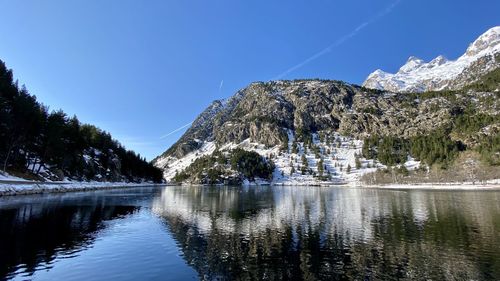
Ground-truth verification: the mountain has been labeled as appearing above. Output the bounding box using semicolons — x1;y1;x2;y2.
363;26;500;92
154;80;372;184
0;60;163;183
154;65;500;185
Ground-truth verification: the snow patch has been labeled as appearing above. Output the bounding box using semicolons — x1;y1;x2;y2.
160;131;394;185
0;172;30;182
154;142;216;181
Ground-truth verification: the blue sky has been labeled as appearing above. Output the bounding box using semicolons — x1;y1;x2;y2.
0;0;498;160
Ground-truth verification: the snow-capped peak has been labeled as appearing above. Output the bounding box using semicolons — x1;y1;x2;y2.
398;56;425;73
366;69;388;79
465;26;500;56
363;26;500;92
428;55;448;67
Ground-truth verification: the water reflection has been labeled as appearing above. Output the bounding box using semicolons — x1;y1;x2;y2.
1;187;499;280
153;186;500;280
0;190;153;279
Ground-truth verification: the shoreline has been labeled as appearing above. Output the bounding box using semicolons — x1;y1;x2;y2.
174;180;500;190
280;183;500;190
355;182;500;191
0;181;166;197
2;180;499;196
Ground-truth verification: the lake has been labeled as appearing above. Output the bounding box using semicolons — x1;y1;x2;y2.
1;186;499;280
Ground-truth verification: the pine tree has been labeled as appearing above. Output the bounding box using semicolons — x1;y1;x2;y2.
355;156;362;169
301;154;308;168
317;159;324;176
291;141;298;154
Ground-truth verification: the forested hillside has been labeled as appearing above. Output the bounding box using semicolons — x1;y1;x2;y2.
0;60;163;183
358;68;500;184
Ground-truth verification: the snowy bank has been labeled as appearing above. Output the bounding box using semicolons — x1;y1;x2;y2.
234;181;500;189
0;181;163;196
0;172;30;182
354;180;500;191
174;178;500;190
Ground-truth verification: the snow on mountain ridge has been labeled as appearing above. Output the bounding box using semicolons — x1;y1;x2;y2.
363;26;500;92
466;26;500;56
398;56;425;73
429;55;448;67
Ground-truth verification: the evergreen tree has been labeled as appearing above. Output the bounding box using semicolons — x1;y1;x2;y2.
317;159;324;176
291;141;298;154
355;156;362;169
301;154;308;168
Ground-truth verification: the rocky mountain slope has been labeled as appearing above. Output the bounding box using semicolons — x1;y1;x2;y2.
154;27;500;186
154;77;499;185
363;26;500;92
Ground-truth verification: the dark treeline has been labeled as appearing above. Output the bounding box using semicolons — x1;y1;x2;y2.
173;148;274;184
362;125;500;170
362;131;466;169
230;148;275;180
0;60;163;182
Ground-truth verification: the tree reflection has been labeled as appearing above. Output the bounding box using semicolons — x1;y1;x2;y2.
153;187;500;280
0;195;139;279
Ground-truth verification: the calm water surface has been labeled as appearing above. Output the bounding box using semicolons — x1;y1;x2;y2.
1;186;499;280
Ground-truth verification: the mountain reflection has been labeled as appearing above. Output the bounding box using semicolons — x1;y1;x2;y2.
153;186;500;280
0;194;139;279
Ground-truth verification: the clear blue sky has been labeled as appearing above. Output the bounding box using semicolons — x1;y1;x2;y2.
0;0;498;160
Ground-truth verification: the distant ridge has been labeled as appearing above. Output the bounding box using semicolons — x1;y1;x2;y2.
363;26;500;92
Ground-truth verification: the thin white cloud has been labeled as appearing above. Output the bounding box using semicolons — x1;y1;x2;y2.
159;122;193;139
273;0;402;80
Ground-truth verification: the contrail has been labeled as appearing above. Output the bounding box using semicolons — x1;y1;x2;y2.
158;2;402;141
159;122;193;139
273;0;402;80
159;80;224;140
219;80;224;92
